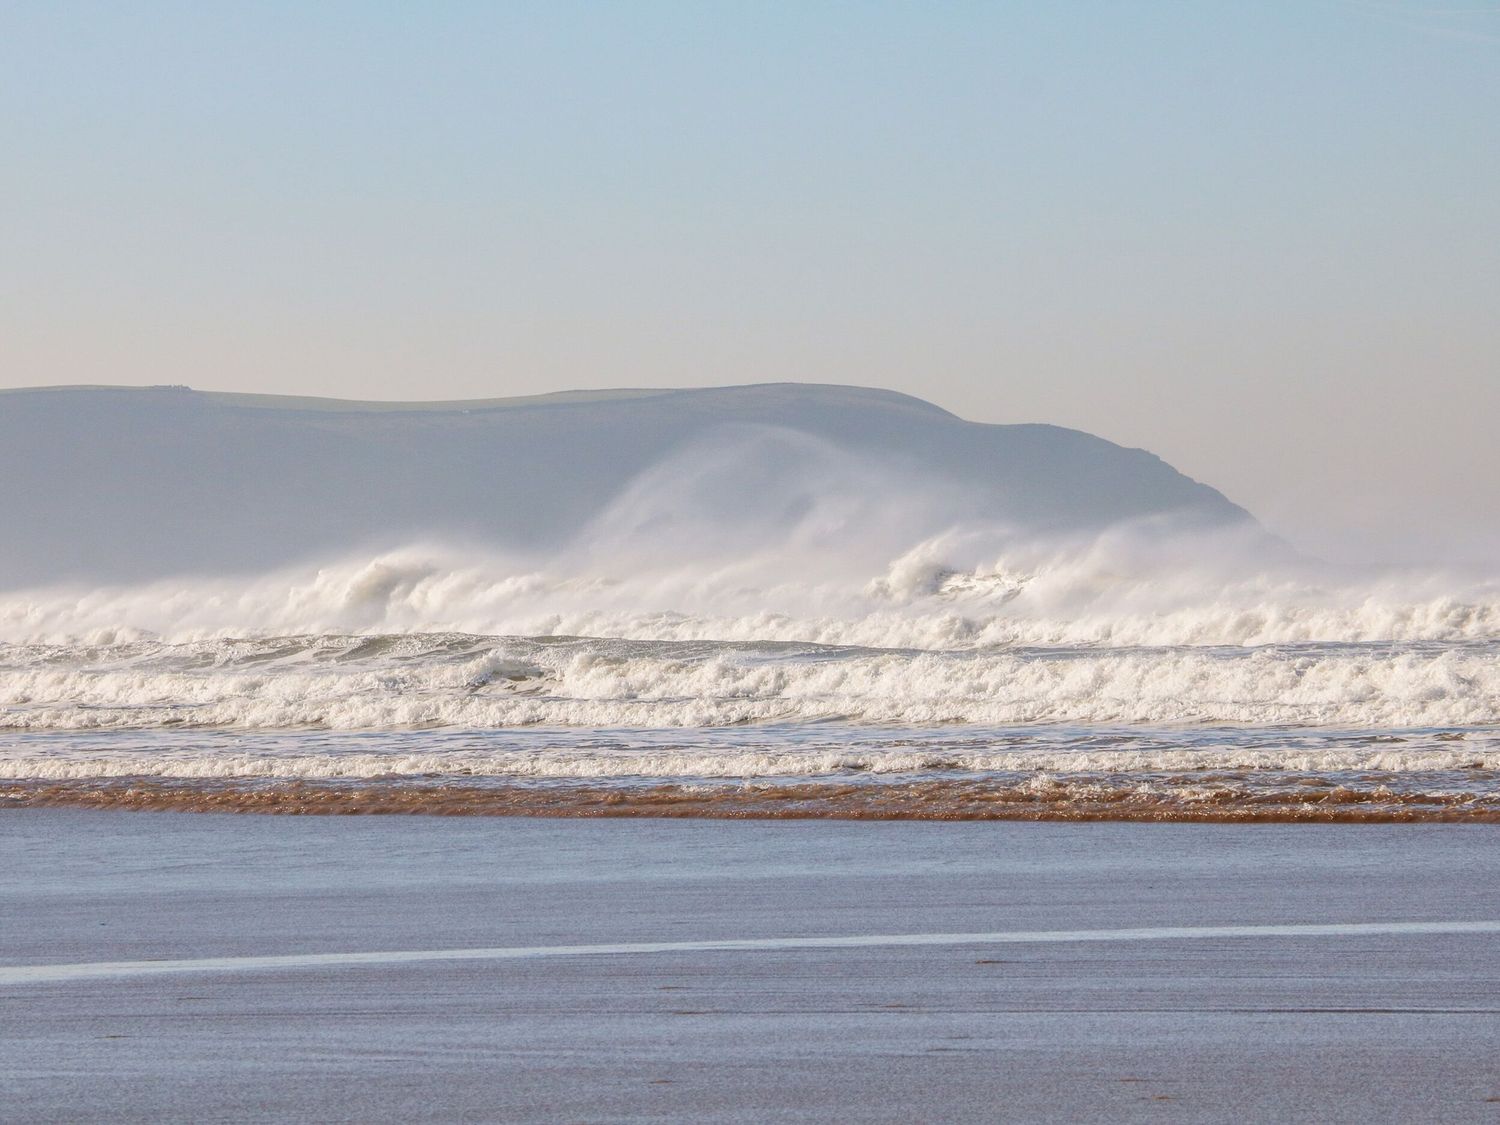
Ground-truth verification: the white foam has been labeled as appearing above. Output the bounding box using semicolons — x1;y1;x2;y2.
2;632;1498;733
3;741;1499;782
3;532;1500;651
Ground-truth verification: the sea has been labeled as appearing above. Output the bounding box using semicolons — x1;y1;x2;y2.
3;538;1498;821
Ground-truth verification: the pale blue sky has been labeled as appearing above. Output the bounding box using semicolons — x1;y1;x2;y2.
2;1;1497;561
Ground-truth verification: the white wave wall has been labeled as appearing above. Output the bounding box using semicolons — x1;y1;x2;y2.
4;520;1499;731
2;631;1499;731
3;525;1499;650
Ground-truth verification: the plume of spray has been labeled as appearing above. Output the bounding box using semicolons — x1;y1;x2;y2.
0;423;1497;649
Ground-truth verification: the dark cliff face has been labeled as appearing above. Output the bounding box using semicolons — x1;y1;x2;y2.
0;382;1255;587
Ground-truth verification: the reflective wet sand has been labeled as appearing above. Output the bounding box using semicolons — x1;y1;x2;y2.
2;812;1499;1122
7;772;1500;822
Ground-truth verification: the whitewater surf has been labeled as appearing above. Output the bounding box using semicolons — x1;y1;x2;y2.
2;384;1497;821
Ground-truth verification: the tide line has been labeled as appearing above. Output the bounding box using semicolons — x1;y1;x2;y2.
4;920;1498;986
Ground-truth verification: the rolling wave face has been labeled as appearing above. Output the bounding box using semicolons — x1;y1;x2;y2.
2;530;1500;651
2;633;1498;732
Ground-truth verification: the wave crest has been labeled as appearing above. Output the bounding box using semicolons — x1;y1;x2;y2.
3;633;1498;731
2;530;1499;650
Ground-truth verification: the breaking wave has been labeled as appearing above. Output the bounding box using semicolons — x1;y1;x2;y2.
2;527;1500;651
2;633;1499;731
3;502;1498;821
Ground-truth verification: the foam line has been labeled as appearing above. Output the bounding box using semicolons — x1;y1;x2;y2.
5;920;1498;986
5;632;1500;731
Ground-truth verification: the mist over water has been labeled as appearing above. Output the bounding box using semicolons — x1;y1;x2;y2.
2;524;1496;655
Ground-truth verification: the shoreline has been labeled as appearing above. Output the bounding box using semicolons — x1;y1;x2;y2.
7;775;1500;822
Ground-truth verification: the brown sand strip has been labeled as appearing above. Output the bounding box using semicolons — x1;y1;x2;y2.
5;777;1500;822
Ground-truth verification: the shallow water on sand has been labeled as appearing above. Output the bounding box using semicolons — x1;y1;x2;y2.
4;720;1499;821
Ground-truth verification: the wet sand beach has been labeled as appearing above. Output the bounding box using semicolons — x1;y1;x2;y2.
8;772;1500;822
2;812;1499;1122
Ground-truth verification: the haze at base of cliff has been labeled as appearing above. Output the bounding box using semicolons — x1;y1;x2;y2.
0;382;1257;590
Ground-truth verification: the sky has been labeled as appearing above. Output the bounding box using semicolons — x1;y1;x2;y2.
2;1;1497;565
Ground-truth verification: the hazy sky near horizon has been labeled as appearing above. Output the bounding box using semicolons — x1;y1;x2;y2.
2;1;1497;564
